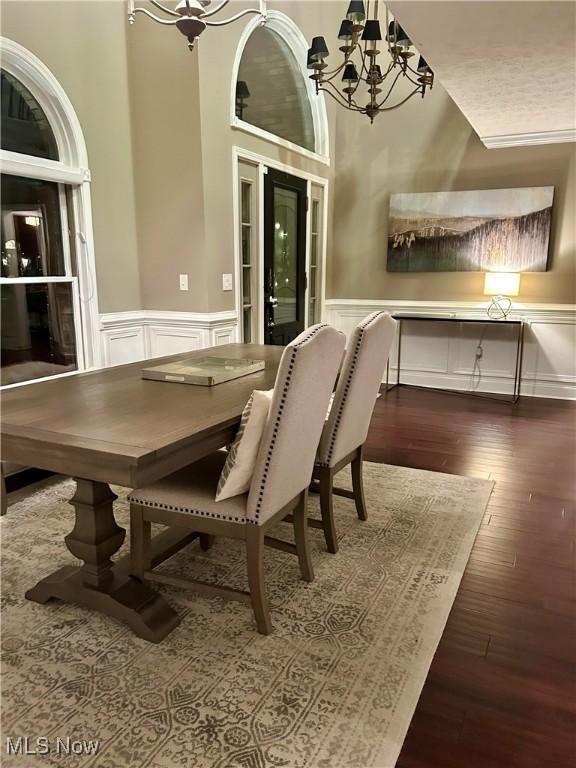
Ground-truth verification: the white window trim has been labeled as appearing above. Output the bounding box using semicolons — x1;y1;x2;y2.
230;11;330;166
232;146;329;345
0;37;102;377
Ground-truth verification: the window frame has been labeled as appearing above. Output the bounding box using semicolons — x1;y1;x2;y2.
231;12;330;166
0;37;101;388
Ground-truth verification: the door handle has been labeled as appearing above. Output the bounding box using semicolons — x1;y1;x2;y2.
268;296;278;307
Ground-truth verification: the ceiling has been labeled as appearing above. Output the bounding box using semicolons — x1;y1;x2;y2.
387;0;576;148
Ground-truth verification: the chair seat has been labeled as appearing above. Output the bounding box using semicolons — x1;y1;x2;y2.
128;452;247;524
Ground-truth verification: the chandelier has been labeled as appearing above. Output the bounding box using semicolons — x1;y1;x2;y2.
307;1;434;123
128;0;267;51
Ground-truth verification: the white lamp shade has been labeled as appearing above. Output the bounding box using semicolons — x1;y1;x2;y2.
483;272;520;297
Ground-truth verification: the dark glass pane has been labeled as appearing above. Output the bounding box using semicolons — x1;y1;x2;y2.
241;224;251;265
1;71;58;160
1;282;77;385
237;27;315;152
243;308;252;343
273;187;298;325
242;265;251;305
1;175;66;277
312;200;319;234
241;181;251;224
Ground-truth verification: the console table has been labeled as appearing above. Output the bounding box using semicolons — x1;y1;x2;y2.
385;315;525;403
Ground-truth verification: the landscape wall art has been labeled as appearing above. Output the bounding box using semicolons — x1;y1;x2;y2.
387;187;554;272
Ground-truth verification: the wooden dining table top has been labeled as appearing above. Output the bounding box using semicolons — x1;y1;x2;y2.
1;343;283;488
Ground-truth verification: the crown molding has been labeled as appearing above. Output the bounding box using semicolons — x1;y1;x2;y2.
481;129;576;149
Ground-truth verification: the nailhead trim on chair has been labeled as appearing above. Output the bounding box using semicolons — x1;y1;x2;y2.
252;324;329;524
322;312;384;468
127;495;246;523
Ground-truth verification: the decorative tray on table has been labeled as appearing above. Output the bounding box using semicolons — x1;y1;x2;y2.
141;356;265;386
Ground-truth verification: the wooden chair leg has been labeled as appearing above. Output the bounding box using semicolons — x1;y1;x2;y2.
130;504;151;580
319;466;338;554
246;524;272;635
351;446;368;521
293;490;314;582
199;534;214;551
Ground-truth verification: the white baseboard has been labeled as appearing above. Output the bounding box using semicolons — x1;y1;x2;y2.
99;310;238;367
325;299;576;400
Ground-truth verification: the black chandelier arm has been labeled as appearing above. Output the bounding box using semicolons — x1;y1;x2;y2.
319;81;365;113
376;86;422;111
376;67;405;105
400;67;429;90
321;60;350;83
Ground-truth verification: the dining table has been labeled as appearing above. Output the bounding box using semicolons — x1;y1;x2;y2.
0;343;283;642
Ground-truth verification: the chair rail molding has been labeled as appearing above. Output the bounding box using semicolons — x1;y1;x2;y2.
325;299;576;400
99;310;238;367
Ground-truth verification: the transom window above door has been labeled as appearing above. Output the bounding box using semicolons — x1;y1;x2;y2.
236;25;315;152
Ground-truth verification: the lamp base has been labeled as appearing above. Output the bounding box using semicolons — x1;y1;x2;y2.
487;295;512;320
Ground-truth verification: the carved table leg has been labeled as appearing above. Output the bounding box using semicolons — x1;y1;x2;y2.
25;478;180;643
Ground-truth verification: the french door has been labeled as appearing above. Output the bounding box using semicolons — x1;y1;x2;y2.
263;168;307;345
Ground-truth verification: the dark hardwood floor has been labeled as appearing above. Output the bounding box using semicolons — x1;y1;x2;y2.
365;387;576;768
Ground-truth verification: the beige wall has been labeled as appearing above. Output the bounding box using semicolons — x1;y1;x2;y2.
126;19;209;312
1;0;142;313
331;77;576;304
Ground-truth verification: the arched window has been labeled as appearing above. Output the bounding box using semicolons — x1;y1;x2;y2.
236;26;315;151
0;38;99;386
1;71;58;160
232;13;329;162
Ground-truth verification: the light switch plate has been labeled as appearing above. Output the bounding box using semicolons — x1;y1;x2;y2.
179;274;189;291
222;273;233;291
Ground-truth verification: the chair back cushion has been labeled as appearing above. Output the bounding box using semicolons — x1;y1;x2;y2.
246;324;345;524
317;312;397;467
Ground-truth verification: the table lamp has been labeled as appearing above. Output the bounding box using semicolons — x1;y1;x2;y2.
484;272;521;319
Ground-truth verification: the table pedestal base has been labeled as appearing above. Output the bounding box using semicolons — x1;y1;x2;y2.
26;565;180;643
25;477;180;643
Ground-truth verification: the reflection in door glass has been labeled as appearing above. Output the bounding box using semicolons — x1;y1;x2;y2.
273;187;298;325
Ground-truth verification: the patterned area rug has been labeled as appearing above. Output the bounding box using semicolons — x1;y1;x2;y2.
1;463;492;768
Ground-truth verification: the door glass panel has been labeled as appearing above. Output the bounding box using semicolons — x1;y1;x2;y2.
1;282;77;385
309;199;320;325
273;187;298;325
1;175;66;277
1;71;59;160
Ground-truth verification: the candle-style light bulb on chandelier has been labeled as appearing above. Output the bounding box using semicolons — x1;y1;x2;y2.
307;0;434;123
127;0;267;51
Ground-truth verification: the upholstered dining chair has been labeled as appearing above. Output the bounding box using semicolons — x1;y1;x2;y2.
128;324;345;635
310;312;397;553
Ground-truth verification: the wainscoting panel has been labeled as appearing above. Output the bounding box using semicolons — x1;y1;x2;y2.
148;327;205;358
100;311;238;367
325;300;576;399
